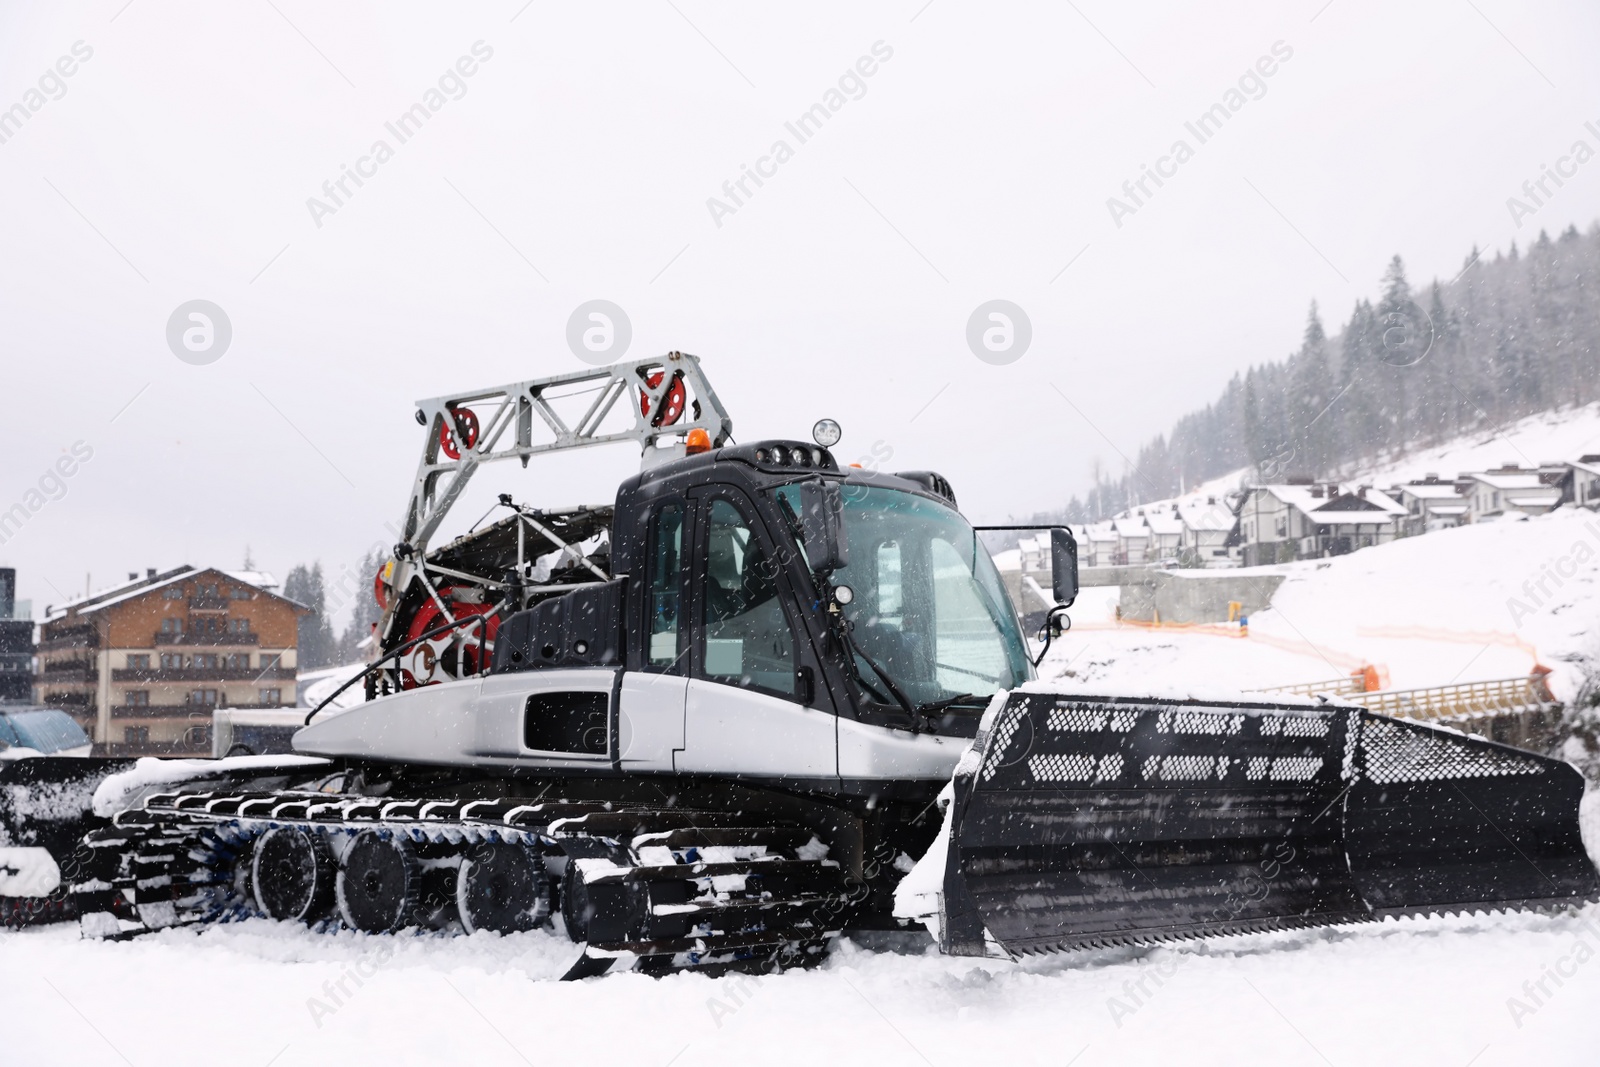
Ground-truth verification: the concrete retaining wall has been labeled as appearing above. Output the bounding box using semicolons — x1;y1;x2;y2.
1118;571;1284;624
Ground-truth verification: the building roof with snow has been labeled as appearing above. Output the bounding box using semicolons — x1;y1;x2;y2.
1111;517;1148;538
45;565;303;621
1144;510;1184;537
1395;482;1466;501
1176;498;1237;532
1465;471;1555;492
1248;484;1407;521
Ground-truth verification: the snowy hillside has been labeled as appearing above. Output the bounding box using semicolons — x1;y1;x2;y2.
1354;401;1600;486
1051;506;1600;701
1064;402;1600;710
1110;401;1600;516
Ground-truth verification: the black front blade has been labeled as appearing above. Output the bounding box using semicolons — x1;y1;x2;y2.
942;693;1599;957
1346;712;1596;912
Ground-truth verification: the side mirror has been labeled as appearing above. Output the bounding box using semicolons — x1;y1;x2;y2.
800;479;849;574
1050;526;1078;606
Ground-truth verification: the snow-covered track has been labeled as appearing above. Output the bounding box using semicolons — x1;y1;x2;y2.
69;791;854;978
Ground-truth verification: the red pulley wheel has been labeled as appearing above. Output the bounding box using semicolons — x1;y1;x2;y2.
439;407;479;460
639;371;687;428
400;594;499;689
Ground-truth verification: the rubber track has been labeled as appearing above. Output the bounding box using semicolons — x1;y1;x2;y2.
73;790;855;974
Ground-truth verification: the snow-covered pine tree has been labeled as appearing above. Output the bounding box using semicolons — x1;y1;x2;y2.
284;563;335;669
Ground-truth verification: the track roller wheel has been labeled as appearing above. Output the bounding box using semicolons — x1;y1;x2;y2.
561;861;646;945
456;844;551;935
337;831;420;933
251;827;336;923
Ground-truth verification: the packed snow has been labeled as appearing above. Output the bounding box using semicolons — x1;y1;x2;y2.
4;905;1600;1066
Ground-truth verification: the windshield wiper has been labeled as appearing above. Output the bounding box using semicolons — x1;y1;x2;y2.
853;647;918;722
915;692;986;717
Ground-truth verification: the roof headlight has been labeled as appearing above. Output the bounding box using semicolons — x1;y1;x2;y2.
790;446;810;466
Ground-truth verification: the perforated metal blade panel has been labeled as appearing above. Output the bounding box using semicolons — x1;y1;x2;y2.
1345;712;1596;913
942;694;1599;957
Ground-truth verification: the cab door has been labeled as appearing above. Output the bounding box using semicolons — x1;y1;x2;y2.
676;486;837;781
617;498;688;772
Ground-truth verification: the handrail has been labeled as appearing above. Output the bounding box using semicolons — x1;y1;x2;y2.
1343;675;1556;721
1252;676;1365;698
303;610;497;725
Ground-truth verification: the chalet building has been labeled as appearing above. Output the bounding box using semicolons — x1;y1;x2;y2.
1068;523;1118;569
1111;516;1150;566
1239;482;1406;566
1144;509;1184;562
1175;497;1238;566
0;568;34;703
1462;465;1562;522
1391;476;1468;535
35;566;306;755
1559;455;1600;508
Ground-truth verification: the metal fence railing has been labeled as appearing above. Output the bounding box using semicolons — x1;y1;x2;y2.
1343;675;1558;721
1252;676;1366;698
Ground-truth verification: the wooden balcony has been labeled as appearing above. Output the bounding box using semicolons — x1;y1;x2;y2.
111;666;295;683
155;632;259;647
37;668;97;685
37;631;99;652
106;702;290;721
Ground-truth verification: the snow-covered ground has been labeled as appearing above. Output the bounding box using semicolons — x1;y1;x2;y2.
5;905;1600;1066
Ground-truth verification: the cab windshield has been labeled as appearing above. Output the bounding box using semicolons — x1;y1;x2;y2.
774;483;1031;710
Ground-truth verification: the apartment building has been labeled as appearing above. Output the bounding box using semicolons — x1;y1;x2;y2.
35;566;307;755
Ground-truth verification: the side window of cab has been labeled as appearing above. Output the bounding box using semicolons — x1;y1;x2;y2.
645;502;686;673
697;497;796;698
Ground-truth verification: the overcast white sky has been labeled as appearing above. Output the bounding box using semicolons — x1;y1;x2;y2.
2;1;1598;622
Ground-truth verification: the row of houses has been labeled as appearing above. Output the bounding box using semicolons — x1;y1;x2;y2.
1060;496;1238;569
1055;453;1600;571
